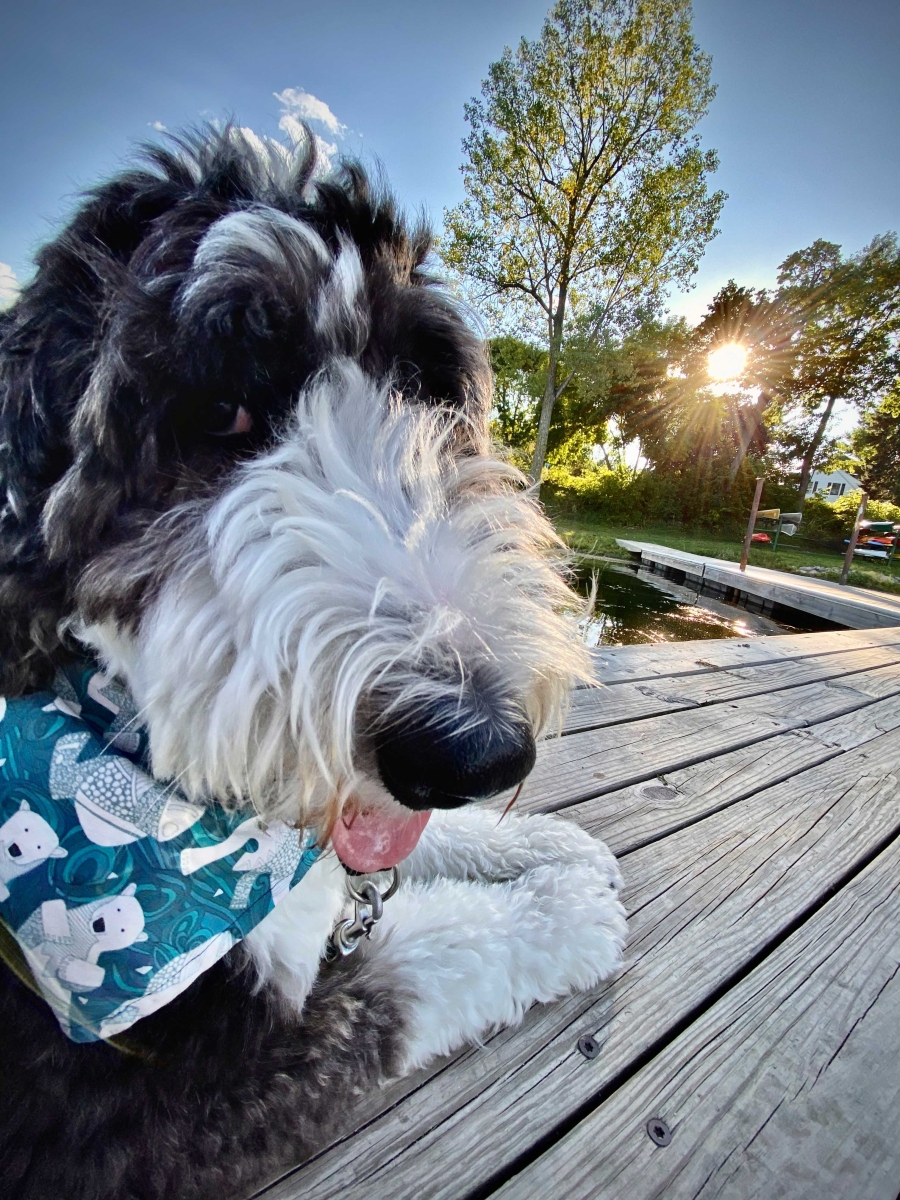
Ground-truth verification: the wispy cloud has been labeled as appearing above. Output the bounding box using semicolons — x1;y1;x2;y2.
149;120;167;132
0;263;19;309
274;87;346;137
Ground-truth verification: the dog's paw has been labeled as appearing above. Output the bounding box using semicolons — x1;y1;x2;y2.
405;804;623;888
504;858;626;1003
378;858;626;1071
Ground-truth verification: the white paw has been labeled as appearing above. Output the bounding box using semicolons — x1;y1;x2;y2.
376;856;626;1071
405;804;623;887
507;858;626;999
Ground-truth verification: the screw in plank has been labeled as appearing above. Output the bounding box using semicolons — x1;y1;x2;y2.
646;1118;672;1147
576;1034;600;1060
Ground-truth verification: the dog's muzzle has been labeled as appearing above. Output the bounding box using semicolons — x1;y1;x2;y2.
374;692;537;811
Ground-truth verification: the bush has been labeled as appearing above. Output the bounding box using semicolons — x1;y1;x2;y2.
541;463;798;534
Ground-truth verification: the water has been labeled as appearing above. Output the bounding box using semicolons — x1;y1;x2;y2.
573;560;795;646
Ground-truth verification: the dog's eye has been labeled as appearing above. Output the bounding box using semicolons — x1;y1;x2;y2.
206;402;253;436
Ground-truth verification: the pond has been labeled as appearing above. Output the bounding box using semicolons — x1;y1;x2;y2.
573;560;800;646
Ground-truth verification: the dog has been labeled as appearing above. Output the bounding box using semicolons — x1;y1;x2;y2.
0;127;626;1200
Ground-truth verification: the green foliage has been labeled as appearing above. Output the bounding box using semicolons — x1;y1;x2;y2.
442;0;725;483
854;389;900;504
539;457;786;531
771;234;900;497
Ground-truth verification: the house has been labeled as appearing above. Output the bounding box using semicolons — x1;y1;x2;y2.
806;469;862;502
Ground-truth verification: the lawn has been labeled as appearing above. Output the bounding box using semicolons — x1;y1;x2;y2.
551;513;900;598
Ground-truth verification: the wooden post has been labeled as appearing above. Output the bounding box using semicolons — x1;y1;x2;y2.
740;477;765;573
840;492;868;585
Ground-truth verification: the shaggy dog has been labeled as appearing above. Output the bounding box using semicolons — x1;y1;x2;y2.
0;128;625;1200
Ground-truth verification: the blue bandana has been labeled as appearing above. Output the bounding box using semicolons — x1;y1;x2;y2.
0;659;320;1042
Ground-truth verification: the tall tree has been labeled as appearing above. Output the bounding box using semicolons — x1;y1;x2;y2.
853;388;900;505
774;235;900;504
442;0;725;490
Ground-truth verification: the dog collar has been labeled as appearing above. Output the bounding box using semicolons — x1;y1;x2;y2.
0;658;320;1042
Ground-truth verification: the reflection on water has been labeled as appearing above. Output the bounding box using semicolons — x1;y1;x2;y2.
573;561;786;646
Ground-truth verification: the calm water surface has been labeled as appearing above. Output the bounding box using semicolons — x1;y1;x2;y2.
574;561;795;646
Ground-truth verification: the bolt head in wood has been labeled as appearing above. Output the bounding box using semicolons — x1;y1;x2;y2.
576;1034;600;1059
646;1117;672;1146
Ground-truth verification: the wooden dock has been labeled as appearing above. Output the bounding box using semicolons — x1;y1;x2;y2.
255;625;900;1200
616;538;900;630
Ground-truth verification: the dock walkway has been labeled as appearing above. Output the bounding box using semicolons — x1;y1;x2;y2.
256;625;900;1200
616;538;900;630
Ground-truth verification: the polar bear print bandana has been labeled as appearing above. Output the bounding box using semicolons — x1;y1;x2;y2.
0;659;320;1042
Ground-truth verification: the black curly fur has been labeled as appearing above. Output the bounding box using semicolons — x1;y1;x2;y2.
0;947;408;1200
0;127;492;1199
0;125;489;693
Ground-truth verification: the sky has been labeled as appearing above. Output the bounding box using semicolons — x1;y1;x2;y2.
2;0;899;326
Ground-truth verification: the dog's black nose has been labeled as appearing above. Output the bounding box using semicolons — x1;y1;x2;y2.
374;702;536;811
7;843;22;859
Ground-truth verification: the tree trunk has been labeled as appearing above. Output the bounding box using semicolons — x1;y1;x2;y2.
798;394;837;505
728;390;772;484
529;289;568;491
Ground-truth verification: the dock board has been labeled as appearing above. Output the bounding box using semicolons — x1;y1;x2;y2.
254;627;900;1200
615;539;900;630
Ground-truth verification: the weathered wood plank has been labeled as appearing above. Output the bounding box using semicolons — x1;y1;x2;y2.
587;626;900;686
521;657;900;816
569;687;900;854
258;728;900;1200
566;640;900;733
494;832;900;1200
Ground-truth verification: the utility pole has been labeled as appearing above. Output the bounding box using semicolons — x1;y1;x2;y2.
740;477;765;572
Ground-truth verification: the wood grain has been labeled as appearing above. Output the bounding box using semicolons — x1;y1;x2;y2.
566;639;900;732
495;833;900;1200
256;728;900;1200
586;626;900;686
519;656;900;817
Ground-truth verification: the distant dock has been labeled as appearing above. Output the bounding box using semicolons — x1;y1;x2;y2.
615;539;900;630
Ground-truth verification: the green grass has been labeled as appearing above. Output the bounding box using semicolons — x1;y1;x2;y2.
551;514;900;598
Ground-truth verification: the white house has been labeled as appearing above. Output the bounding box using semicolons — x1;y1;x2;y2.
806;469;862;502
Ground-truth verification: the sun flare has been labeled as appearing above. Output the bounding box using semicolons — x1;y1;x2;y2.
707;342;748;382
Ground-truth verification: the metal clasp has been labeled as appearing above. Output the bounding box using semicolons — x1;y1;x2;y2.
325;866;401;961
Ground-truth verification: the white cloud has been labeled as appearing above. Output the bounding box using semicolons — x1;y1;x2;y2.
274;87;346;137
149;120;167;132
0;263;19;309
277;112;338;165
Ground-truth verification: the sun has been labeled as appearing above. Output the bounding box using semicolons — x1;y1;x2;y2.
707;342;748;383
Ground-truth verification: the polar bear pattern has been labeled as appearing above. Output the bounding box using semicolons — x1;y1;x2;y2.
180;817;312;910
86;671;143;755
229;822;313;910
17;883;148;993
49;732;205;846
0;800;68;901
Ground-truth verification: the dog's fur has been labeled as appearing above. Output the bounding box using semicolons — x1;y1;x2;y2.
0;128;626;1200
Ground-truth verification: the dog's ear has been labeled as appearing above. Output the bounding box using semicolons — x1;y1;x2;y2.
0;171;189;693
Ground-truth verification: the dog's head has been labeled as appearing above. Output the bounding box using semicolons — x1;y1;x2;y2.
0;128;590;869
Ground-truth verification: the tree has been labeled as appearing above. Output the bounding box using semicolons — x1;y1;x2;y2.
488;336;543;452
442;0;725;490
853;388;900;504
773;235;900;504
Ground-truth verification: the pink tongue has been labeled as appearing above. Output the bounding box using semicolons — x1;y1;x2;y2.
330;807;432;873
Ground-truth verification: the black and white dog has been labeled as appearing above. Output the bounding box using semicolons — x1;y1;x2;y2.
0;128;625;1200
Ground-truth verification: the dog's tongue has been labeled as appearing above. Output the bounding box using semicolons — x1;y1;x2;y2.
330;807;431;873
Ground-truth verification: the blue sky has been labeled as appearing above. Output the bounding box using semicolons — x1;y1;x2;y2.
1;0;899;323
